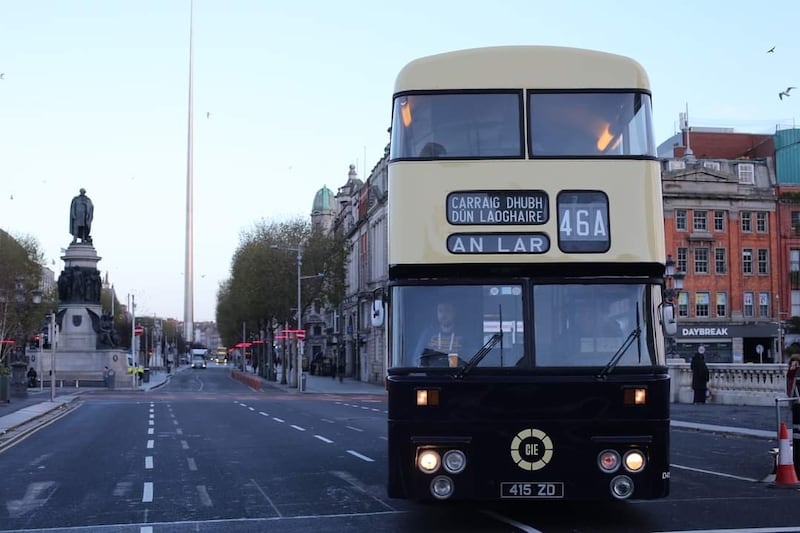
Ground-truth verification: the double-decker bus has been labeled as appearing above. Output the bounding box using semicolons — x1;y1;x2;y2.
378;46;676;502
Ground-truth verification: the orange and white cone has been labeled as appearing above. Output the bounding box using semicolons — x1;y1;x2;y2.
774;422;800;488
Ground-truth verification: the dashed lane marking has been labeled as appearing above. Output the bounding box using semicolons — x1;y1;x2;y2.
347;450;375;462
315;435;334;444
142;482;153;503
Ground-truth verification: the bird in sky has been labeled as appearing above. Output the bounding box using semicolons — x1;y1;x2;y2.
779;87;796;100
0;73;4;79
206;112;210;119
767;46;776;53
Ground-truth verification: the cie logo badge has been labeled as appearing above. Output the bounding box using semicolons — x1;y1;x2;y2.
510;428;553;471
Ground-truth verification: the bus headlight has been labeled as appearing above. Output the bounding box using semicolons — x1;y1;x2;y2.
430;475;454;499
624;450;646;472
597;449;620;473
442;450;467;474
417;449;441;474
610;475;634;499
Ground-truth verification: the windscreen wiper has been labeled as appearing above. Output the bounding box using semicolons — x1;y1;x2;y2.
457;332;502;378
596;303;641;381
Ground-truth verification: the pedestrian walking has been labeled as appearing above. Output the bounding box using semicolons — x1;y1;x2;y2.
691;347;710;404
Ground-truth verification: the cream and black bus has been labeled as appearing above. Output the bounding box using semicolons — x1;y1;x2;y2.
378;46;675;502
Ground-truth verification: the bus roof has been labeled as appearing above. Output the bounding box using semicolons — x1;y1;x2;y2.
393;46;650;93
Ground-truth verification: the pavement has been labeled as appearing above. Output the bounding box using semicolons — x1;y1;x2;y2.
0;364;789;447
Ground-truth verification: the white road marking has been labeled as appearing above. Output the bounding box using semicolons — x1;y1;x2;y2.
6;481;56;518
321;418;335;423
148;420;153;426
347;450;375;462
147;428;154;435
141;527;153;533
290;425;306;432
197;485;212;506
176;428;183;435
346;425;364;432
248;407;255;411
142;482;153;502
149;414;154;419
250;478;282;517
481;509;543;533
315;435;334;443
173;420;179;425
113;481;132;497
379;436;388;441
181;440;189;450
259;411;270;417
187;457;197;471
273;417;285;423
145;456;153;469
371;408;380;412
146;440;154;449
670;463;758;482
330;471;395;511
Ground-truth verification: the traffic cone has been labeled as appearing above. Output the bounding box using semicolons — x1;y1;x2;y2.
773;422;800;488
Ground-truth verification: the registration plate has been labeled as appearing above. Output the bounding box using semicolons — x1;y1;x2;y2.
500;482;564;499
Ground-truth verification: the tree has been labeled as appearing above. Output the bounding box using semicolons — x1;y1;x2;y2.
0;229;47;369
216;217;347;380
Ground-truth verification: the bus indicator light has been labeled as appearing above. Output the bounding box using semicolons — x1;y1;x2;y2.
624;387;647;405
416;389;439;406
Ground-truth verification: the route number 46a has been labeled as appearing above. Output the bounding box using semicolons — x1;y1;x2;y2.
559;208;608;238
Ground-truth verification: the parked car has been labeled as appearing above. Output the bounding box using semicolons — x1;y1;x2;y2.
191;356;206;369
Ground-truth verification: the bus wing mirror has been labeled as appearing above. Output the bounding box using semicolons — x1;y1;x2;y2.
661;304;677;335
371;288;385;327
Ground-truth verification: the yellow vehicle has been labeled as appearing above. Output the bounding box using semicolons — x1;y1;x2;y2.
383;46;674;503
212;347;228;363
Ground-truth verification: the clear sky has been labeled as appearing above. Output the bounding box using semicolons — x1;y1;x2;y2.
1;0;797;322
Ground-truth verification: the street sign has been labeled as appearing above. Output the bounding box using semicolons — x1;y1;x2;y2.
134;325;144;336
297;330;306;340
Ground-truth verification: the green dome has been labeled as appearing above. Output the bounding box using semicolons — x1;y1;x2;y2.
312;185;336;212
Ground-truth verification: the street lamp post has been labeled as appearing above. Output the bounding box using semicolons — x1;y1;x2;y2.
664;254;685;359
272;244;302;389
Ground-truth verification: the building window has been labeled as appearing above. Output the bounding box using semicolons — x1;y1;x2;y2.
756;212;768;233
793;290;800;317
744;292;754;317
716;292;727;317
693;210;707;231
703;161;721;171
695;292;710;318
715;248;727;274
678;292;689;318
759;292;770;318
791;249;800;290
741;211;752;232
677;247;688;273
758;248;769;275
792;212;800;237
742;248;753;275
694;247;709;274
714;210;725;232
738;163;755;184
675;209;687;231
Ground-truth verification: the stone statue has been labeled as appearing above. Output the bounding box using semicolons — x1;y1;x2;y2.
87;309;117;348
70;188;94;244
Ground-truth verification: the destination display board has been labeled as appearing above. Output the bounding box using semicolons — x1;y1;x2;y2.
447;190;548;225
556;191;610;253
444;190;609;254
447;233;551;254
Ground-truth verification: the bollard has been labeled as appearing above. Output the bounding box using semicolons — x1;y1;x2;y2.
793;400;800;477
